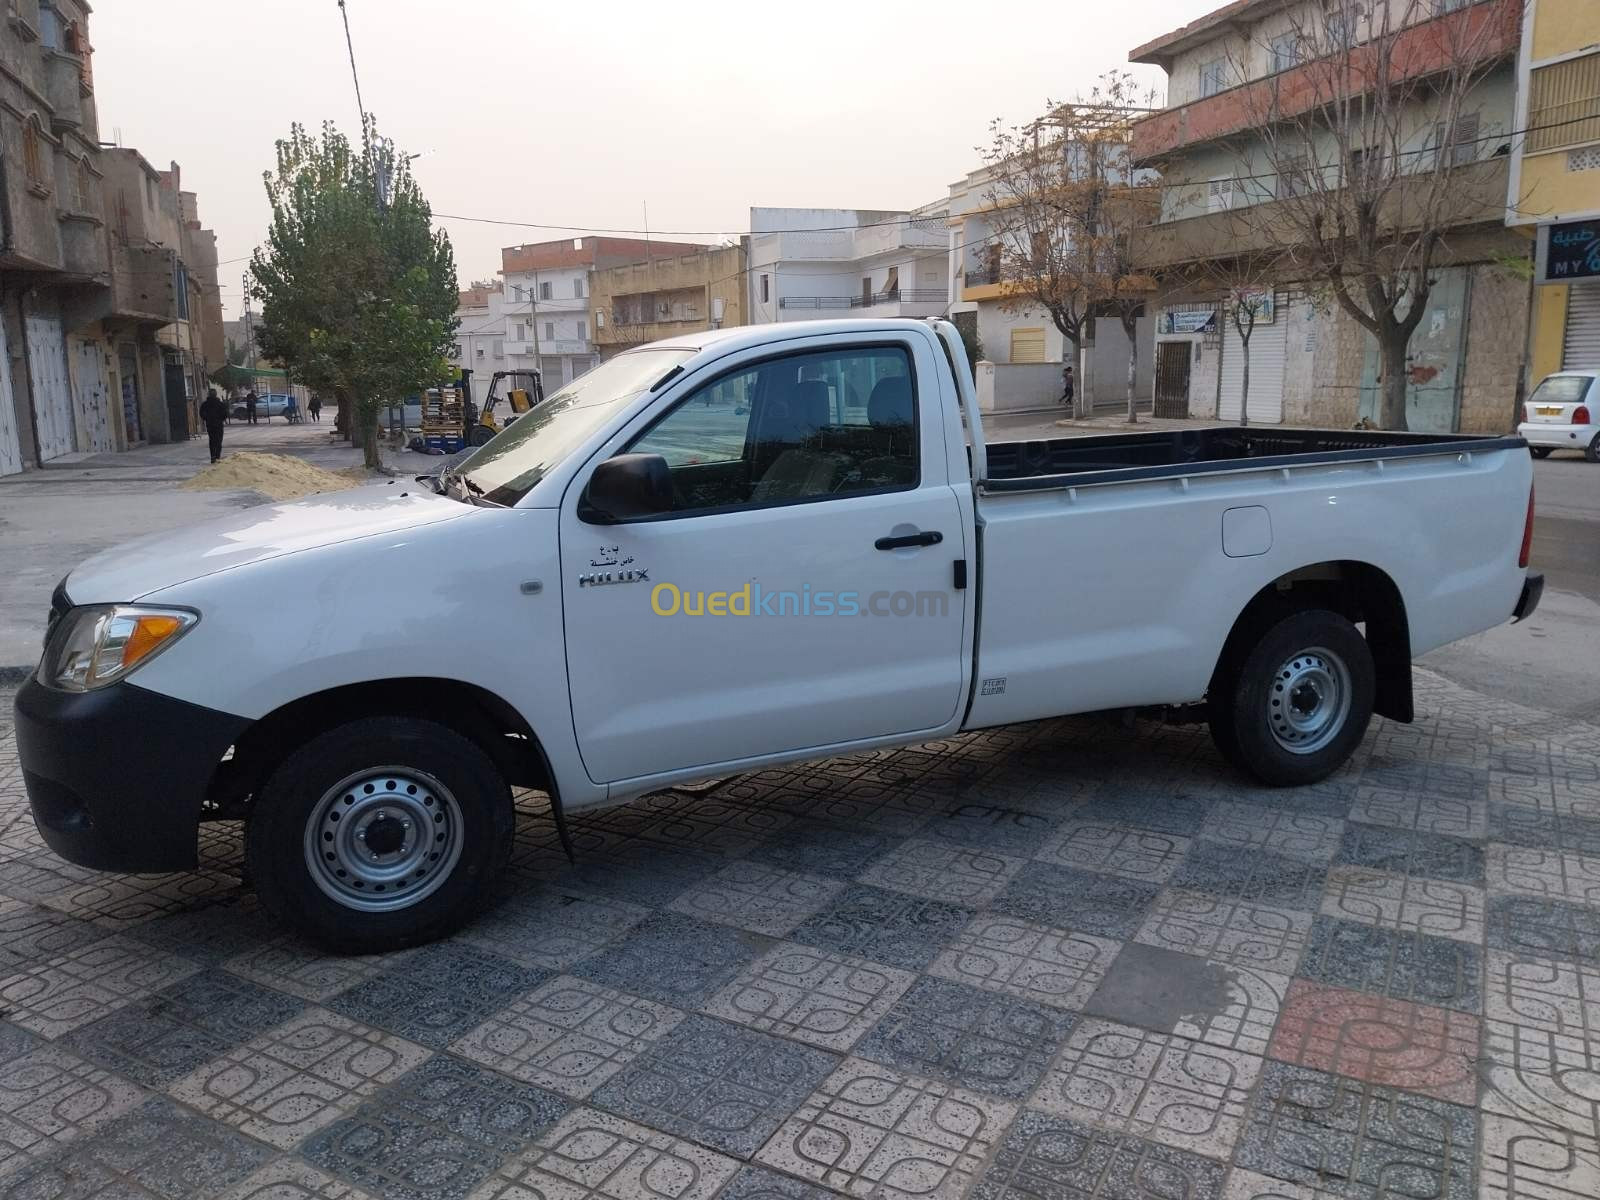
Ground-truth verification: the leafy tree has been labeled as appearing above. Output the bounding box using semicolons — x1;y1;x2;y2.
209;340;253;396
251;121;457;467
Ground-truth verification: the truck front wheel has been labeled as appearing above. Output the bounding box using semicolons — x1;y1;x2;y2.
1208;609;1375;787
246;716;513;952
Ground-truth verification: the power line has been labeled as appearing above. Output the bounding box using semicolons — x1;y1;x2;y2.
337;1;368;139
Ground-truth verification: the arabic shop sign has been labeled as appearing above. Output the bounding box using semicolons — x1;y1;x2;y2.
1157;307;1217;335
1539;220;1600;284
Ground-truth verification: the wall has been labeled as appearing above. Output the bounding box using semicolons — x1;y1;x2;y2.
1460;263;1531;432
1529;282;1569;383
1531;0;1598;60
974;362;1067;413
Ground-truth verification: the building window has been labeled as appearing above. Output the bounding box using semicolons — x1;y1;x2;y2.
760;274;770;303
1199;58;1227;98
1276;155;1311;198
1433;111;1480;167
39;4;61;48
1206;177;1235;211
1324;1;1365;49
1270;33;1300;73
22;118;48;192
595;310;606;329
1528;53;1600;155
544;321;555;341
475;345;485;357
493;338;503;357
174;262;190;320
1433;0;1468;13
577;319;587;339
573;278;585;298
539;281;553;301
74;158;94;211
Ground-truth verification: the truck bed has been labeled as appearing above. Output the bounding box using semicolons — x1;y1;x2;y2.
981;426;1526;491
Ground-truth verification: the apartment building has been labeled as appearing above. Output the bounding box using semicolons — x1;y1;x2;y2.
1;0;222;472
498;236;701;389
946;162;1153;412
1129;0;1527;431
451;279;509;382
745;206;950;326
590;243;746;359
1507;0;1600;378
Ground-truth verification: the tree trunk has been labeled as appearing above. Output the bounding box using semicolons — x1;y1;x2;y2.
1125;330;1138;424
1378;334;1409;430
1240;332;1251;428
1073;339;1089;420
359;404;382;471
334;391;352;440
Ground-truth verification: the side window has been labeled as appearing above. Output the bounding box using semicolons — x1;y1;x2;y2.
625;344;917;516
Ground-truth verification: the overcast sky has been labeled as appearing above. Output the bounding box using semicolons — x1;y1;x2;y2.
90;0;1200;322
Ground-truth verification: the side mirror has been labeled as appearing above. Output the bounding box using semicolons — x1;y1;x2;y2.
581;453;673;523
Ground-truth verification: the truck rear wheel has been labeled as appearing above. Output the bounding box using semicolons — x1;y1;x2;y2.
1208;608;1374;787
246;716;512;952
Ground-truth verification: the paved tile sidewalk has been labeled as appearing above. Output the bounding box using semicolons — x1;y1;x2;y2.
2;669;1599;1198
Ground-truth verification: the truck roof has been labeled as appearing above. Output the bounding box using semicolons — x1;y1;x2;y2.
637;318;942;357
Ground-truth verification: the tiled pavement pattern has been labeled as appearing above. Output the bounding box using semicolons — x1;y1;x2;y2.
1;672;1599;1199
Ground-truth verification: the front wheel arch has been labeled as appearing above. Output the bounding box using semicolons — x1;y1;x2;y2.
213;678;553;819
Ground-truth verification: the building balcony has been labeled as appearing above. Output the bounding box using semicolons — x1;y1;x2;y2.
109;242;179;324
1129;0;1520;165
59;212;107;278
44;51;84;130
504;338;589;357
1129;157;1511;270
593;317;710;346
778;289;946;312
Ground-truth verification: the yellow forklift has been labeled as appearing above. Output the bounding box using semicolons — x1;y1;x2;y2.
466;369;544;446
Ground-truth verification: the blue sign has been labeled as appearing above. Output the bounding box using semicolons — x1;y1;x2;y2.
1544;220;1600;282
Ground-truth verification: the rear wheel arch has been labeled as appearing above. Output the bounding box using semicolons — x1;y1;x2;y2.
1212;560;1411;724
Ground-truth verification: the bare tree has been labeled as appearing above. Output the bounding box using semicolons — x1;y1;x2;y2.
1219;0;1518;428
982;71;1159;421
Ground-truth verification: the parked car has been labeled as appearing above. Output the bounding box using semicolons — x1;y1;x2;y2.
1517;371;1599;462
16;319;1542;951
231;393;294;421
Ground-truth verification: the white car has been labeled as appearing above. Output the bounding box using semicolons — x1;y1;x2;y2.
16;319;1542;951
1518;371;1599;462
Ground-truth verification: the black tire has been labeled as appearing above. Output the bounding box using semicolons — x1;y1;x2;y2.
1530;446;1554;459
1208;608;1375;787
246;716;513;953
468;424;495;447
1586;432;1600;464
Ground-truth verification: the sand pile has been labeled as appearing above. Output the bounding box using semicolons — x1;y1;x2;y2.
181;452;373;501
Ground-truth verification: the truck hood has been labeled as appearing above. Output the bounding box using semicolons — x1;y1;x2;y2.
65;483;472;603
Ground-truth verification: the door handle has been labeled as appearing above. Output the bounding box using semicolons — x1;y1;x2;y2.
875;530;943;550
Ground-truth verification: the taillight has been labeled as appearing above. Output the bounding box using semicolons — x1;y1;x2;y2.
1519;484;1535;569
1573;405;1591;425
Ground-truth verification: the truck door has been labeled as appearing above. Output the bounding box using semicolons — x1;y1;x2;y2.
560;335;967;785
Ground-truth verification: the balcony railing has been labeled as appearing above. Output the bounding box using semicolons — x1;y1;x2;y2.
779;289;945;310
964;264;1001;287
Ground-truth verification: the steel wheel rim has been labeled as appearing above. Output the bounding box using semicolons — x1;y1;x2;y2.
1267;645;1352;755
303;767;464;912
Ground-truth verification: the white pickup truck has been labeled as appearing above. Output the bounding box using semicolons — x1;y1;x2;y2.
15;318;1542;950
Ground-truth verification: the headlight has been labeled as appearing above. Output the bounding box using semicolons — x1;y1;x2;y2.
37;605;198;693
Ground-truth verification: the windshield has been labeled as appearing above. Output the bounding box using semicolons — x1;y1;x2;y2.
456;349;695;505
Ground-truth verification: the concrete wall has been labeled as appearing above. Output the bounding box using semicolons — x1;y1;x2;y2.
973;362;1066;413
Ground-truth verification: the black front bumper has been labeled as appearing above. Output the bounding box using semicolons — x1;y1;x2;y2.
1513;572;1544;624
14;679;250;872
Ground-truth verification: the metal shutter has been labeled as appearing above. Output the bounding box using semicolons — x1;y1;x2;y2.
24;313;76;460
1010;327;1046;363
0;319;22;475
1563;282;1600;370
1218;300;1286;424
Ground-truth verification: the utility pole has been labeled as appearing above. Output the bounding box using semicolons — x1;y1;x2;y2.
242;267;256;375
529;270;541;366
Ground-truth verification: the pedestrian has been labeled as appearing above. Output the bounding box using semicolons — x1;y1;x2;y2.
308;394;322;423
199;389;228;463
245;390;259;425
1061;364;1075;408
284;393;300;424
